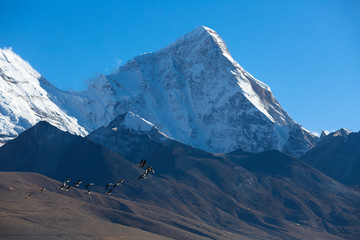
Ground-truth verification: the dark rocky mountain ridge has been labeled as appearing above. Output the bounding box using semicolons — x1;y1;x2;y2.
301;130;360;188
0;121;359;239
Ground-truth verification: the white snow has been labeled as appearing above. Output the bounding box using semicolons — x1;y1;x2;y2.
42;26;316;155
0;47;87;144
0;26;318;156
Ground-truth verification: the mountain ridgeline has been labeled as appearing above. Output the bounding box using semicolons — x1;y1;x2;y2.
301;129;360;188
1;26;318;156
0;121;359;239
1;26;359;239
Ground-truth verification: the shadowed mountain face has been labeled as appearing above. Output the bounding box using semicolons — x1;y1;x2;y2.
301;130;360;188
0;122;359;239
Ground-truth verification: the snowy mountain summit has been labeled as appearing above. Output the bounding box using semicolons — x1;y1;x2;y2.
0;48;87;145
49;26;317;156
1;26;318;156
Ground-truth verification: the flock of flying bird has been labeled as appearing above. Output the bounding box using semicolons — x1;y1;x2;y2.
8;159;326;224
10;159;155;199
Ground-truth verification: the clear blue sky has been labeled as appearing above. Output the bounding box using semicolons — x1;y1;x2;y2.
1;0;359;134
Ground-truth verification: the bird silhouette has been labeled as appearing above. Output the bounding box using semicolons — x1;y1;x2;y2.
25;193;32;199
73;180;83;187
85;183;95;189
58;179;71;190
65;185;71;192
138;173;147;179
106;188;113;195
138;159;147;168
40;188;47;193
85;183;95;194
145;166;155;175
105;183;114;189
113;180;124;189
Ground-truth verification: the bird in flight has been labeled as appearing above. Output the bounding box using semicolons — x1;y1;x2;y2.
40;188;47;193
138;165;155;180
59;179;71;190
145;166;155;175
113;180;124;189
138;159;147;168
65;185;71;192
86;183;95;194
73;180;83;187
25;193;32;199
106;188;113;195
138;173;147;179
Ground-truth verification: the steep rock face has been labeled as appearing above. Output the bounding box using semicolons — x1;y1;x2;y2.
301;129;360;187
44;26;317;156
0;48;87;145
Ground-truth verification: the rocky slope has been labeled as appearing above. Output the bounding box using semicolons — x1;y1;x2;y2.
1;122;359;239
301;128;360;187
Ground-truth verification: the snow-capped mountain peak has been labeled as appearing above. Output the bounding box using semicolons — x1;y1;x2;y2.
167;26;231;59
1;26;318;156
52;26;317;156
0;47;87;145
0;47;41;82
332;128;351;137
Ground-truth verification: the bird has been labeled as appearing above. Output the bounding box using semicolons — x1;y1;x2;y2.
73;179;83;187
316;217;325;222
113;180;124;189
65;185;71;192
105;183;114;189
106;188;113;195
25;194;32;199
58;179;71;190
138;159;146;168
138;173;147;179
8;186;13;190
145;166;155;175
85;183;95;189
85;183;95;194
40;188;47;193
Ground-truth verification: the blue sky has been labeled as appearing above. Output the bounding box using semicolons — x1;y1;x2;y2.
1;0;359;133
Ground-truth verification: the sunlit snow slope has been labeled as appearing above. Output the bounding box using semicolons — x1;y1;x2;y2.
44;26;317;156
0;48;87;145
